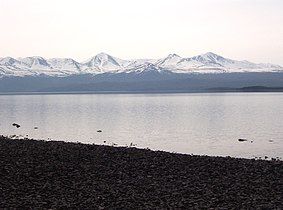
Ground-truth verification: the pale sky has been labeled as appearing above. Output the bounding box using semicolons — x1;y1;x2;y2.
0;0;283;65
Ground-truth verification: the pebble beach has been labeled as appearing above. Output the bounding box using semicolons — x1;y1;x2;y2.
0;136;282;209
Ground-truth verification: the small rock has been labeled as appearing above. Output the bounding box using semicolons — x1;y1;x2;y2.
238;138;248;142
97;130;102;133
12;123;21;128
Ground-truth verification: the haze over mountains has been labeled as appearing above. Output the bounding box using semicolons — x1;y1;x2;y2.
1;52;282;77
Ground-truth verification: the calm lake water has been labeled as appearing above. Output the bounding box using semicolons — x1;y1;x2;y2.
0;92;282;159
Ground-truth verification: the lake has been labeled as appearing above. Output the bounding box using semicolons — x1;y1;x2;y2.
0;92;282;159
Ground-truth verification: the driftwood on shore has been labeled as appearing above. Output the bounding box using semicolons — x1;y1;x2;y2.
0;136;282;209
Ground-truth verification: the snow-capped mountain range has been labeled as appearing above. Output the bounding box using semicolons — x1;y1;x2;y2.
0;52;282;77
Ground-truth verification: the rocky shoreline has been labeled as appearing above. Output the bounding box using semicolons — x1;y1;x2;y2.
0;136;282;209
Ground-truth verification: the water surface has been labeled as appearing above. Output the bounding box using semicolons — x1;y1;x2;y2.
0;92;282;159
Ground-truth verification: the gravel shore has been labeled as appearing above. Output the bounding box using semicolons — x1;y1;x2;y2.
0;136;282;209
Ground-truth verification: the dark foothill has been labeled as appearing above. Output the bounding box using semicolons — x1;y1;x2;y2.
12;123;21;128
238;138;248;142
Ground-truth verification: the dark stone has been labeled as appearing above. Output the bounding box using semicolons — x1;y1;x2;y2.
12;123;21;128
238;138;248;142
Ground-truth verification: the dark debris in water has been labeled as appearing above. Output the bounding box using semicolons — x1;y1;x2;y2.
12;123;21;128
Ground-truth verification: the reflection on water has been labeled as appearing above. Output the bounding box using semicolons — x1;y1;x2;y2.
0;92;282;159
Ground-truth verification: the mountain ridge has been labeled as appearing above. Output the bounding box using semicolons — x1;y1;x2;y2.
0;52;282;77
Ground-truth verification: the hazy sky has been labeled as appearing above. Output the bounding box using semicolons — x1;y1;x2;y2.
0;0;282;64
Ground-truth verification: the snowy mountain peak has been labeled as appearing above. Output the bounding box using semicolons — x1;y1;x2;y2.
85;52;121;69
191;52;226;62
94;52;113;61
175;52;233;70
18;56;50;68
0;57;19;65
142;63;162;72
203;52;220;57
167;53;181;58
47;58;81;71
126;62;166;74
157;53;183;67
144;62;158;68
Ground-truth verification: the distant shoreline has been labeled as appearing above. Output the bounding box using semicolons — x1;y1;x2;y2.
1;72;283;93
0;86;283;95
0;136;282;208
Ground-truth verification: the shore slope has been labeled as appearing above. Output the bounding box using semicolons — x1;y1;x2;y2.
0;136;282;209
